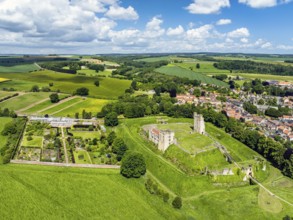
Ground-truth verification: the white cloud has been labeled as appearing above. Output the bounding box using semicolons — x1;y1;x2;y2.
227;28;250;38
186;0;230;14
166;25;184;36
216;19;232;25
186;24;214;41
105;6;139;20
144;17;165;38
240;38;249;43
238;0;292;8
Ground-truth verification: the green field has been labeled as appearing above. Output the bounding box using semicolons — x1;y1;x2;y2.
0;70;131;99
0;91;15;99
155;65;229;88
175;62;229;74
40;97;82;115
22;136;43;148
0;63;40;73
0;92;50;111
54;98;112;117
0;165;181;219
71;131;101;139
21;94;70;114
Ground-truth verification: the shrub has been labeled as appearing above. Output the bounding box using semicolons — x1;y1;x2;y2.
172;196;182;209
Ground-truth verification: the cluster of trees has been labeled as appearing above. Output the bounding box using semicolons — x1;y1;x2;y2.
243;102;258;114
120;152;146;178
98;93;178;119
214;60;293;76
243;79;293;96
107;131;128;161
39;61;79;74
87;64;105;72
49;93;59;103
0;118;26;164
0;108;17;118
265;107;291;118
196;107;293;178
213;74;228;81
75;87;89;96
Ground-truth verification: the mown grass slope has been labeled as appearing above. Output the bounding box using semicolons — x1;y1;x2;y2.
0;165;182;220
0;64;41;73
155;65;229;88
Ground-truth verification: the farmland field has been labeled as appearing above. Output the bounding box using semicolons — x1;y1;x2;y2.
0;70;131;99
155;65;229;87
175;62;229;74
0;92;50;111
0;91;15;99
0;165;181;219
54;98;112;117
0;77;10;82
21;94;71;114
40;97;82;115
0;63;41;73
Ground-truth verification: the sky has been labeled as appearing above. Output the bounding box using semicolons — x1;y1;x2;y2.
0;0;292;54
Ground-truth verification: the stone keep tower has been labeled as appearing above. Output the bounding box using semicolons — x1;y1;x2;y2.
194;112;205;134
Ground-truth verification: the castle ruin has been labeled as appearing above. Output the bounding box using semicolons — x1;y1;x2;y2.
194;112;205;134
149;128;175;152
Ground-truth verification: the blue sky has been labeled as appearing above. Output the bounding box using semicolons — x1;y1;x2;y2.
0;0;292;54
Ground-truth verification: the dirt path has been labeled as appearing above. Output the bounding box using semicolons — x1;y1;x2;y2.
10;160;120;169
51;99;84;116
61;127;69;164
37;96;76;113
17;98;49;113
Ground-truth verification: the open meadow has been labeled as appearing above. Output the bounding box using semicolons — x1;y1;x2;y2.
155;65;229;87
0;92;50;111
0;165;182;220
0;63;41;73
0;70;131;99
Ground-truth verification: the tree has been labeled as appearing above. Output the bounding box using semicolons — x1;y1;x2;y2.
49;93;59;103
172;196;182;209
120;152;146;178
193;89;201;97
163;193;169;203
112;138;128;161
75;87;89;96
105;112;118;127
107;131;116;146
145;106;152;115
131;80;138;90
94;80;100;87
196;63;200;69
31;85;39;92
